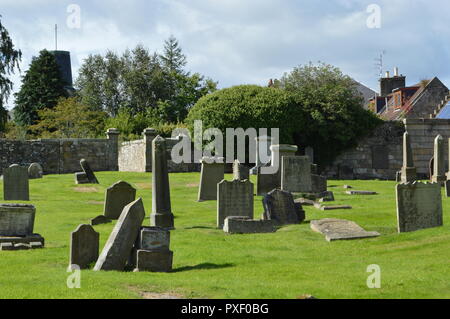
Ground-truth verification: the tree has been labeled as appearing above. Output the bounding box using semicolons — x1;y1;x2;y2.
160;35;187;73
14;50;68;126
29;97;107;138
274;62;383;167
0;15;22;131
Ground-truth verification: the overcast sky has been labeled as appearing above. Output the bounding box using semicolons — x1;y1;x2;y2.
2;0;450;109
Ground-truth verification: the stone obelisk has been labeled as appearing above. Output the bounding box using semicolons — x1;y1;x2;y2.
432;135;446;184
150;136;175;229
400;132;416;183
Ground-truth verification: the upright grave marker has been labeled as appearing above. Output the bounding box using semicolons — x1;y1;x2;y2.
396;182;443;233
28;163;43;179
400;132;417;183
198;157;225;201
150;136;175;229
217;180;254;228
3;164;29;201
431;135;446;184
132;227;173;272
281;156;312;193
69;224;99;270
250;136;273;175
233;160;250;181
104;181;136;220
94;198;146;271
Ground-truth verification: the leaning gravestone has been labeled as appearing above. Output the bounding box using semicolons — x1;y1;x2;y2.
396;182;443;233
94;198;146;271
217;180;254;228
80;159;99;184
28;163;43;179
233;160;250;181
311;219;380;242
104;181;136;220
262;189;305;225
3;164;29;201
281;156;312;193
198;157;225;201
69;224;99;270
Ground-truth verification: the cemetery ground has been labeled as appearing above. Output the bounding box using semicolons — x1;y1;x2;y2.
0;172;449;299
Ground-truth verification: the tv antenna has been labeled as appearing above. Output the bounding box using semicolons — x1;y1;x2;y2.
374;50;386;78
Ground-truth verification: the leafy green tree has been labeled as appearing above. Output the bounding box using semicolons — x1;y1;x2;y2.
14;50;68;126
160;35;187;73
29;97;107;138
0;16;22;132
274;62;383;166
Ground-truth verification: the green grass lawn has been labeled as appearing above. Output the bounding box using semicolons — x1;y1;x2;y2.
0;172;449;299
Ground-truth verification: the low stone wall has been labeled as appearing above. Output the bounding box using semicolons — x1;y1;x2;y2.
118;131;200;173
0;129;119;175
324;118;450;180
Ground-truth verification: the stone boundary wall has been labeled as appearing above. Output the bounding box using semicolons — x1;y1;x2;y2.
118;130;200;173
0;129;119;175
324;119;450;180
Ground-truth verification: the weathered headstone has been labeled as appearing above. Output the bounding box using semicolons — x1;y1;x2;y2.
74;172;89;184
233;160;250;181
198;157;225;201
311;219;380;242
311;174;327;193
80;159;99;184
431;135;446;184
3;164;29;201
94;198;146;271
400;132;417;183
223;217;276;234
262;189;305;225
69;224;99;270
132;226;173;272
217;179;254;228
90;215;112;226
281;156;312;193
271;144;298;184
256;165;278;196
250;136;273;175
104;181;136;220
0;204;35;236
396;182;443;233
28;163;43;179
150;136;175;229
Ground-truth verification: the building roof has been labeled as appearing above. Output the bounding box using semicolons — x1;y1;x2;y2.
352;80;377;110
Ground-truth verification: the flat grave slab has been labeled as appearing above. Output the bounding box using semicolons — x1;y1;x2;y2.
346;190;378;195
311;218;380;242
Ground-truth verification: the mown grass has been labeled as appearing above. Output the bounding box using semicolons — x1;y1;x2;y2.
0;172;449;299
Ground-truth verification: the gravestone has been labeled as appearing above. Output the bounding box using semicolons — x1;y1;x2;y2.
271;144;298;184
311;174;327;194
80;159;99;184
223;216;276;234
217;180;254;228
94;198;146;271
150;136;175;229
281;156;312;193
3;164;29;201
0;204;35;236
305;147;314;163
69;224;99;270
74;172;89;184
311;219;380;242
28;163;43;179
104;181;136;220
256;165;278;196
250;136;273;175
131;226;173;272
198;157;225;201
400;132;417;183
396;182;443;233
431;135;446;184
346;190;378;195
233;160;250;181
90;215;112;226
262;189;305;225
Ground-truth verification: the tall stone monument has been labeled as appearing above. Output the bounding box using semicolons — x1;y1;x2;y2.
432;135;446;184
400;132;417;184
150;136;175;229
